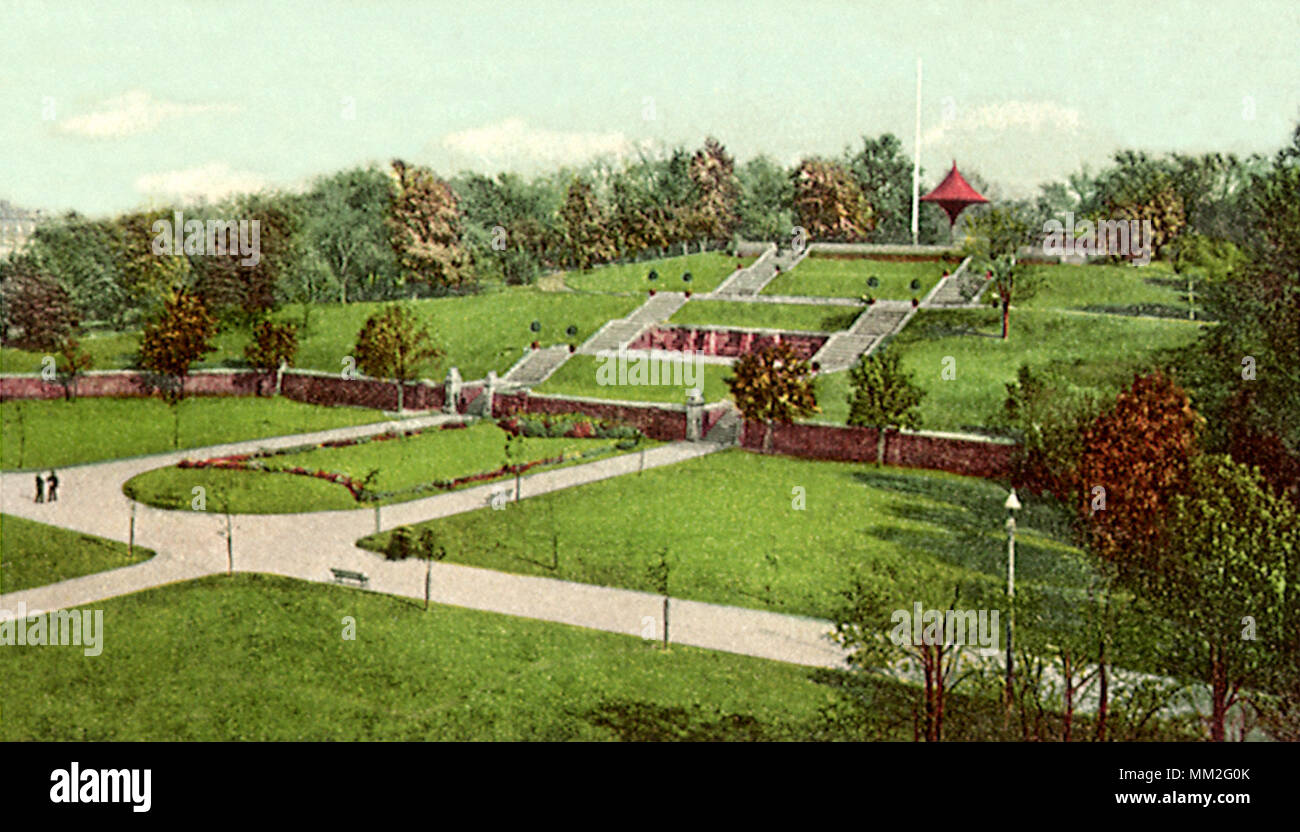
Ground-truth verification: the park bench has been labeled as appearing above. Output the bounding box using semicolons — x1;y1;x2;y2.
330;568;369;588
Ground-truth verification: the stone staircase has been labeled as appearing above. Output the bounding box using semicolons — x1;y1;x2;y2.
502;345;573;386
577;291;689;355
923;256;986;308
810;301;912;372
711;244;808;297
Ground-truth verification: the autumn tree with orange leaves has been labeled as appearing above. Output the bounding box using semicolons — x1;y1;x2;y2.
138;287;217;402
1073;371;1203;583
790;158;875;242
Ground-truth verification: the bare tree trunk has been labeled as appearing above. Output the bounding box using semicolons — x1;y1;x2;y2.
1096;637;1109;742
1001;299;1010;339
1062;653;1074;742
1210;653;1228;742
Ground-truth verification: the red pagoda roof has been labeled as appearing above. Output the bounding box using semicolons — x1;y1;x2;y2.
921;162;988;225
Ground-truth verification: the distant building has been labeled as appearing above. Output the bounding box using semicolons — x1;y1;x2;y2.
0;200;43;257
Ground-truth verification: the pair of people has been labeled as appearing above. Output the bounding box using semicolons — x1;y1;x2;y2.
34;471;59;503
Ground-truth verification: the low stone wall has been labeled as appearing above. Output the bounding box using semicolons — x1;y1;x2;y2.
627;326;827;360
739;420;1015;479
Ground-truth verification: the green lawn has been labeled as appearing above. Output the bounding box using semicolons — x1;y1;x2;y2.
534;354;734;404
0;572;1190;741
1018;261;1199;319
359;450;1090;623
670;300;860;332
123;421;652;513
811;307;1205;433
561;252;753;295
0;572;900;740
1;397;388;471
0;288;641;381
762;255;955;300
0;514;154;594
0;329;141;376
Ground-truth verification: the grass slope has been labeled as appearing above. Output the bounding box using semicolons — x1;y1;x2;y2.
762;255;953;300
0;288;641;381
534;354;734;404
359;450;1089;622
812;307;1203;432
1;397;387;471
0;514;154;594
561;252;751;295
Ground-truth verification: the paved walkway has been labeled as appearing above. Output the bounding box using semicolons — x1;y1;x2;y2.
0;424;852;670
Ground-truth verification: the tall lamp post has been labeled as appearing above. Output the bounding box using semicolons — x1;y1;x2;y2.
1004;488;1021;712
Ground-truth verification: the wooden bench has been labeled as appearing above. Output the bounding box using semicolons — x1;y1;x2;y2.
330;568;369;588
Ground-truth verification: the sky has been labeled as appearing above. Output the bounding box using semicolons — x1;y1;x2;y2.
1;0;1297;217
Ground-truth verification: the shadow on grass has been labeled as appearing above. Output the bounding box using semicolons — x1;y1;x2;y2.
1080;303;1193;320
849;469;1092;589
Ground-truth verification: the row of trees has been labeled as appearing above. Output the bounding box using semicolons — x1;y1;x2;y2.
1;131;966;353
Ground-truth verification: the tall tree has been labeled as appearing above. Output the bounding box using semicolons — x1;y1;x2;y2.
559;178;618;269
54;337;93;402
115;207;192;320
138;287;217;401
736;155;794;243
24;212;127;326
726;343;819;452
686;137;740;246
844;133;946;244
303;167;398;303
0;259;78;350
790;158;875;241
388;159;469;291
1073;371;1203;582
352;304;443;411
454;171;560;284
189;195;297;324
846;349;925;465
1178;123;1300;502
1155;454;1300;741
243;318;299;395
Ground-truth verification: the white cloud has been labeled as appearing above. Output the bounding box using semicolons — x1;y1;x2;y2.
440;118;635;169
59;90;240;139
134;163;265;203
923;100;1083;147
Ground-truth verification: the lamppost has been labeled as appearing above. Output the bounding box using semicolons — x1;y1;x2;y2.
1004;488;1021;712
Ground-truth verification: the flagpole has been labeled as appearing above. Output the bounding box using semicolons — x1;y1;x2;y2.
912;57;922;246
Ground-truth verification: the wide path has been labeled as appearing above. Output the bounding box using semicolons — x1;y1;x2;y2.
0;419;850;670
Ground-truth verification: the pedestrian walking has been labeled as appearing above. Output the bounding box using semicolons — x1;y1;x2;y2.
47;471;59;502
34;473;44;503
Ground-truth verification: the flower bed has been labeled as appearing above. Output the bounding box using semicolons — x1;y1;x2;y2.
496;411;644;442
175;420;641;503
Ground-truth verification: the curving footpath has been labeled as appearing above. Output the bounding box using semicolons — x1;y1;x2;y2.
0;415;850;670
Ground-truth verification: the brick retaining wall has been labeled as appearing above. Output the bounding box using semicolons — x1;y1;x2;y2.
740;420;1014;479
627;326;827;360
0;369;445;411
493;391;689;441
